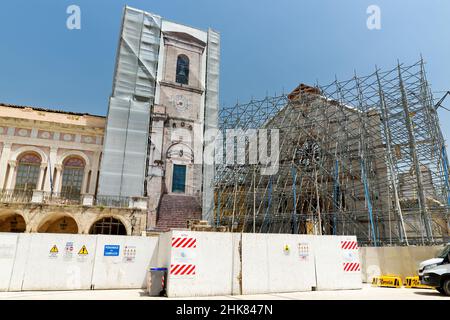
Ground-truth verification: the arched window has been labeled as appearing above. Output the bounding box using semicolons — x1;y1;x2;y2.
61;157;85;198
176;54;189;85
15;153;41;191
89;217;127;235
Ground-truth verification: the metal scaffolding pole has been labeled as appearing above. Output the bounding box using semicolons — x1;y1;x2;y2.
214;59;449;246
398;63;433;243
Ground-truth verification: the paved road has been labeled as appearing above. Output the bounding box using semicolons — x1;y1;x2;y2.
0;284;448;300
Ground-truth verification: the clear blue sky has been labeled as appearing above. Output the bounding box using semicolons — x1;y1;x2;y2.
0;0;449;142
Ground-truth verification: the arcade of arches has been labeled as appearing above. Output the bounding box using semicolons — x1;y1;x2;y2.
0;203;146;235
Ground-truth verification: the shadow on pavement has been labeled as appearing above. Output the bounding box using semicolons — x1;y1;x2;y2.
413;291;447;297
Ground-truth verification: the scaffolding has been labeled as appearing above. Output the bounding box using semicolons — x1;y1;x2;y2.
213;59;450;246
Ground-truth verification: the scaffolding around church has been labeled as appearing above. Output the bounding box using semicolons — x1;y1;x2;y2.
213;59;450;246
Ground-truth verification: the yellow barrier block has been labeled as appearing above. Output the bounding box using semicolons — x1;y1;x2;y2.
371;276;381;287
404;276;433;289
373;275;402;288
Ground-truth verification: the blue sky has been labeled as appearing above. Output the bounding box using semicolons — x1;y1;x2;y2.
0;0;449;142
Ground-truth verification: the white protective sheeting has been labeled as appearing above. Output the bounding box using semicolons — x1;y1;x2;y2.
0;233;18;291
90;235;159;289
202;29;220;224
241;233;316;294
98;7;161;197
313;235;362;290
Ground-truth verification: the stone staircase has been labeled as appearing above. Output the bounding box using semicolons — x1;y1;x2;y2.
153;194;202;232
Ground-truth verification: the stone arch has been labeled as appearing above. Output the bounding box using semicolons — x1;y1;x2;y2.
88;214;130;235
57;150;90;167
10;146;47;164
166;142;194;162
37;212;79;234
0;211;27;233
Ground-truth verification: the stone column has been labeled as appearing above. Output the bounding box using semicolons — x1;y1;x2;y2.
54;164;62;194
81;167;90;194
0;143;12;189
6;160;17;190
44;147;58;192
37;164;47;191
88;151;101;195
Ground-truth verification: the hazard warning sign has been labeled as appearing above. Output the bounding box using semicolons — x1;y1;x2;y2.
50;245;59;253
49;245;59;259
78;245;88;255
77;245;89;262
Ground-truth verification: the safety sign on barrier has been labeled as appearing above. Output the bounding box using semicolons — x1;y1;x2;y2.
63;242;74;261
298;243;309;261
171;233;197;278
123;245;136;263
78;245;88;255
340;239;360;273
172;236;196;248
170;264;196;276
104;245;120;257
77;245;89;262
49;245;59;259
343;262;361;272
340;240;358;250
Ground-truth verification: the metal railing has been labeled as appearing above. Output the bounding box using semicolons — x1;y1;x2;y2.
0;189;143;210
42;191;83;205
0;189;33;203
94;195;131;208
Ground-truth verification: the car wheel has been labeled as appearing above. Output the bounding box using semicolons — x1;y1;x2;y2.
442;279;450;296
436;287;445;295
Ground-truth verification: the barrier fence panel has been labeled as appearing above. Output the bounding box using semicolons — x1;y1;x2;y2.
313;235;362;290
0;233;18;291
19;233;98;291
90;235;159;289
241;233;317;294
166;231;235;297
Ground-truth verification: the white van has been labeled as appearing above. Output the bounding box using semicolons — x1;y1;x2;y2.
418;243;450;295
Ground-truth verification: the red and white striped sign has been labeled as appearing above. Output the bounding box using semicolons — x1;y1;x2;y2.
343;262;361;272
170;264;196;276
172;237;197;248
340;240;358;250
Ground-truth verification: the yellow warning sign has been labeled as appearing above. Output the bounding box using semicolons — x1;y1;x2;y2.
50;245;59;253
78;245;88;255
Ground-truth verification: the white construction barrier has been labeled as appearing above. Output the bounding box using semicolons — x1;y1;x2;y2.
313;235;362;290
8;233;32;291
359;245;443;283
19;233;98;291
241;233;316;294
164;230;236;297
163;231;361;297
0;233;18;291
90;235;159;289
2;231;363;294
3;233;159;291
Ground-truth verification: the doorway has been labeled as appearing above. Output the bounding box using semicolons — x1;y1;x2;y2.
172;164;186;193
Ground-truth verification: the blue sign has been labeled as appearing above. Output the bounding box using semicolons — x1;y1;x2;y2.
104;245;120;256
